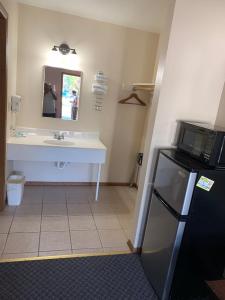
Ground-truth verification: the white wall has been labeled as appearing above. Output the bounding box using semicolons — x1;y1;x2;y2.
133;0;225;247
15;4;159;183
215;83;225;127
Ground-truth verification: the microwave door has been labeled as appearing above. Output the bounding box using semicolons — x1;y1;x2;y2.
217;136;225;167
178;123;220;164
154;153;197;216
179;127;208;157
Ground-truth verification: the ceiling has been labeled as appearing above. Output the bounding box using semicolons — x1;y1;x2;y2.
17;0;169;33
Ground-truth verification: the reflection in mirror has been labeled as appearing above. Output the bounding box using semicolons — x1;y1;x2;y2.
42;66;82;121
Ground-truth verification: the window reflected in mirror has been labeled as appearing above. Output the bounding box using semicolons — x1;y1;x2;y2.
42;66;82;121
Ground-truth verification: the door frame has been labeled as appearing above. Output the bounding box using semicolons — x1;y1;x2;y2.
0;2;7;19
0;2;8;211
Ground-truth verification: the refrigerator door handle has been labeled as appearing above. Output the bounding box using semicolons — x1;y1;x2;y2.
154;189;188;222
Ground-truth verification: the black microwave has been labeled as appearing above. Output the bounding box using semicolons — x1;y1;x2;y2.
177;121;225;168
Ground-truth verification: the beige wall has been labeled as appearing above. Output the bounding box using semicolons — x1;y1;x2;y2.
133;0;225;247
109;28;158;182
16;4;159;182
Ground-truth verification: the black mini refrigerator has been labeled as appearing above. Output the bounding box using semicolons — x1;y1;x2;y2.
141;149;225;300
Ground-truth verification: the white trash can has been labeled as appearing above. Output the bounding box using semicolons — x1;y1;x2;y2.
7;174;25;206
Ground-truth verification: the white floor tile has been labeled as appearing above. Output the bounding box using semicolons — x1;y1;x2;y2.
98;229;128;248
93;187;119;203
10;216;41;233
69;215;96;230
123;228;133;240
0;234;7;254
43;198;66;204
42;204;67;216
91;203;115;215
67;204;92;216
23;187;43;204
67;187;93;203
39;231;71;251
0;216;13;233
15;205;42;216
0;206;16;216
72;248;104;254
70;230;102;249
4;233;39;254
39;250;72;257
103;247;130;253
22;196;43;205
44;186;66;193
24;186;44;193
66;186;93;194
43;196;66;204
1;252;38;259
117;214;134;230
0;186;136;256
94;215;121;230
41;216;69;232
43;187;66;203
67;196;90;204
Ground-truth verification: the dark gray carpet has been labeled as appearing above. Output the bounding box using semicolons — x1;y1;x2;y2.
0;254;157;299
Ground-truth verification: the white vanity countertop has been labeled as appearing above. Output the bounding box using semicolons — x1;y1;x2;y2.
7;128;106;164
7;135;106;150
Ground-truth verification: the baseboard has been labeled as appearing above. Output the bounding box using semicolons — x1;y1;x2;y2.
25;181;132;187
127;240;142;254
130;183;138;189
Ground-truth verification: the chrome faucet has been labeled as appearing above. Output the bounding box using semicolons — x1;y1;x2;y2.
54;132;65;140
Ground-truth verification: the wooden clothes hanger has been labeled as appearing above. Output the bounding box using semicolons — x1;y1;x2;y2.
118;92;146;106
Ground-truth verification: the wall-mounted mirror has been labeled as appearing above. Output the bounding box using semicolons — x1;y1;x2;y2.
42;66;82;121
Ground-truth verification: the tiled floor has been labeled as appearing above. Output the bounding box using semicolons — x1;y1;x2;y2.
0;185;137;259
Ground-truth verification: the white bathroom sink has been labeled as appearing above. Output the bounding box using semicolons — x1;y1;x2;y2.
43;139;75;146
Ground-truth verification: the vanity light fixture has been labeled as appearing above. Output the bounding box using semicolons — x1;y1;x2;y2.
52;43;77;55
